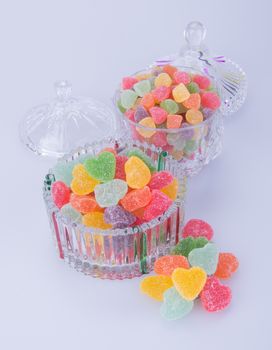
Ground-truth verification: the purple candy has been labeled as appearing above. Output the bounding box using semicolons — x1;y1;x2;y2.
181;123;194;140
104;205;136;228
134;105;148;123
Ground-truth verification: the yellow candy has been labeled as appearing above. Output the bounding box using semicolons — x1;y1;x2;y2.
82;211;112;229
161;177;178;200
125;156;151;189
154;73;172;87
172;83;190;103
140;275;173;301
136;117;156;138
135;73;152;80
172;267;207;301
185;109;203;125
172;149;184;161
71;164;100;195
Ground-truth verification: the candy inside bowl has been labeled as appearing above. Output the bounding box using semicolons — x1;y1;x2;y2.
114;65;223;177
43;137;186;280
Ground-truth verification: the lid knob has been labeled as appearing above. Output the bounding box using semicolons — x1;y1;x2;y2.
55;80;72;100
184;21;206;51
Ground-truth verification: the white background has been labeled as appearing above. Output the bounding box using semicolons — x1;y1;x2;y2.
0;0;271;349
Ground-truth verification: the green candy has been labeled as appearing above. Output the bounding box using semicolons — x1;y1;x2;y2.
160;287;194;321
188;242;219;275
52;161;74;186
126;148;156;173
171;237;208;257
184;140;198;153
84;151;116;182
60;204;82;223
117;99;126;113
160;99;179;114
187;82;200;93
120;89;138;109
133;80;151;97
94;179;128;208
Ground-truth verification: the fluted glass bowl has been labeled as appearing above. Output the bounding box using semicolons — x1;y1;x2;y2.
43;137;186;279
114;66;224;177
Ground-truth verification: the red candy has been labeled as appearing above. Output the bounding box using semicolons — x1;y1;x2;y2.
193;75;211;89
122;76;138;90
154;255;189;276
52;181;70;209
173;71;191;85
215;253;239;279
150;107;168;124
152;86;171;103
151;132;168;147
142;190;172;221
149;171;174;190
182;219;214;240
200;276;232;312
70;193;98;213
162;65;178;78
201;92;221;110
125;109;135;121
115;155;128;180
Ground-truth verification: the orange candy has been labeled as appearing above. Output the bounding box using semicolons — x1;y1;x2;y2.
120;186;152;212
154;255;189;276
182;93;201;110
163;64;178;78
140;93;155;109
166;114;183;129
70;193;99;214
214;253;239;279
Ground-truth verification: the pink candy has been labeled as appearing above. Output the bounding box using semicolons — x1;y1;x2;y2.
52;181;70;209
142;190;172;221
151;132;168;147
193;75;211;89
122;76;138;90
201;92;221;110
149;171;174;190
152;86;171;102
173;71;191;85
150;107;168;124
182;219;214;240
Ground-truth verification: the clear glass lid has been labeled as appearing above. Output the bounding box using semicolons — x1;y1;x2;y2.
153;21;248;117
19;81;119;158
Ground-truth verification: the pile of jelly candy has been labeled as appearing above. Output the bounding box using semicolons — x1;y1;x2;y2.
117;65;221;160
140;219;239;321
51;147;179;229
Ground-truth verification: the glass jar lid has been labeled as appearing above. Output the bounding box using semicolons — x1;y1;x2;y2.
19;81;119;158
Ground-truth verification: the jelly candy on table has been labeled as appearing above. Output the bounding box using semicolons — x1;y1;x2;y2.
142;190;173;221
160;99;179;114
104;205;136;228
140;93;155;109
140;275;173;301
94;179;128;208
120;89;138;109
172;267;207;301
134;105;149;123
160;287;194;321
133;80;151;97
84;151;116;183
182;219;214;240
136;117;156;138
173;71;191;85
214;253;239;279
182;93;201;110
125;156;151;189
52;181;70;209
122;76;138;90
120;186;152;212
200;276;232;312
149;107;168;125
154;255;189;276
60;203;82;223
185;109;203;125
71;164;100;196
201;92;221;110
154;73;172;87
126;148;156;173
70;193;99;214
161;177;179;200
148;171;174;190
171;236;208;257
52;161;74;186
166;115;183;129
82;211;112;229
188;243;219;275
193;75;211;89
172;83;190;103
115;155;128;180
152;86;171;103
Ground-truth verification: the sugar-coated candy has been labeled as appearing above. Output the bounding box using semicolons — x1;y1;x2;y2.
182;93;201;110
120;186;151;212
70;193;98;214
52;181;70;209
71;164;100;196
200;276;232;312
125;109;135;121
94;179;128;208
82;211;112;229
193;75;211;89
172;267;207;301
159;99;178;114
201;92;221;110
172;83;190;103
166;133;185;149
182;219;214;240
188;243;219;275
125;156;151;189
84;151;116;183
151;132;168;147
166;115;183;129
154;73;172;88
148;171;174;190
173;71;191;85
117;99;126;113
152;86;171;102
133;79;151;97
135;73;152;80
100;147;117;156
53;161;74;186
187;81;200;93
126;148;156;173
160;287;194;321
215;253;239;279
120;89;138;109
185;109;203;125
149;107;168;124
142;190;172;221
134;105;148;122
115;155;128;180
172;236;208;257
161;178;178;200
104;205;136;228
162;64;177;78
60;203;82;223
122;76;138;90
140;93;155;109
154;255;189;276
136;117;156;137
140;275;173;301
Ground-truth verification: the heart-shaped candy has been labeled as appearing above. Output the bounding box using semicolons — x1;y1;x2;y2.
182;219;214;240
140;275;173;301
160;287;194;321
94;179;128;208
84;151;116;183
200;276;232;312
172;267;207;301
70;164;100;196
171;236;208;257
188;242;219;275
154;255;189;276
214;252;239;279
